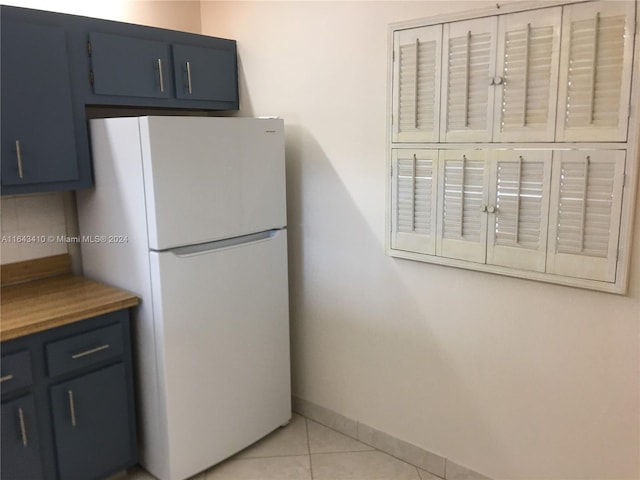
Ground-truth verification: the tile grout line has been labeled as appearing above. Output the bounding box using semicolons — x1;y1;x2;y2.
304;417;315;480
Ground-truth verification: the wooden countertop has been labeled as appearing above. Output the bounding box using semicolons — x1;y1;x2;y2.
1;255;139;341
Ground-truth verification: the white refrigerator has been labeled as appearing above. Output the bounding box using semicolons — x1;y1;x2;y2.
77;116;291;480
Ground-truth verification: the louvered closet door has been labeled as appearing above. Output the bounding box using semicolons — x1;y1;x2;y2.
436;150;489;263
556;1;635;142
392;26;443;143
391;149;438;254
486;150;552;272
493;8;561;142
547;150;625;282
441;17;497;143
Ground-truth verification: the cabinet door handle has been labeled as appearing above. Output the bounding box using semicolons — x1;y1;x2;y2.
18;407;28;447
68;390;77;427
157;58;165;93
71;344;110;359
0;374;14;383
15;140;24;179
186;61;193;94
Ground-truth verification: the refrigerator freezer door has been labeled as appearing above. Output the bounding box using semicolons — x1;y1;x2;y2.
148;229;291;480
139;116;286;250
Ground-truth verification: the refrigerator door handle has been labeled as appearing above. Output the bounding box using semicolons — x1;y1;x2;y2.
168;229;283;257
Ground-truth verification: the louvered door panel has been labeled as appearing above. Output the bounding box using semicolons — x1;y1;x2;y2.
441;17;497;142
494;8;561;142
547;150;625;282
436;150;489;262
391;150;438;254
557;1;635;141
486;150;552;271
392;25;442;143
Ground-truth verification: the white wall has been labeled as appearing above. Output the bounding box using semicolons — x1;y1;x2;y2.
201;1;640;479
0;0;202;33
0;1;203;265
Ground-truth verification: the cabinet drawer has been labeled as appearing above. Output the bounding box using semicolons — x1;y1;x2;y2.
1;351;33;395
46;324;123;377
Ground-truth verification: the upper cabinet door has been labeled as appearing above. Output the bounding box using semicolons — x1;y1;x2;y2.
390;149;439;254
90;32;171;99
392;25;442;143
493;8;562;142
1;21;78;186
172;44;238;102
441;16;498;143
556;1;635;142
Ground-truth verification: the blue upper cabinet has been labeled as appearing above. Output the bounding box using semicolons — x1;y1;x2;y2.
172;44;238;102
0;5;239;196
1;21;81;190
89;32;171;99
83;27;238;110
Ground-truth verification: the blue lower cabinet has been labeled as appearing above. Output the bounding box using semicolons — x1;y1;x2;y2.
0;310;137;480
51;364;132;480
1;395;45;480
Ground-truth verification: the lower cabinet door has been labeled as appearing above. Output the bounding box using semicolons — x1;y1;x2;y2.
1;395;44;480
50;363;132;480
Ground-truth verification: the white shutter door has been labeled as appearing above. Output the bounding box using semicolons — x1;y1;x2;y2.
436;150;488;262
392;25;442;143
441;17;497;143
391;150;438;254
486;150;552;272
556;1;635;142
493;8;561;142
547;150;625;282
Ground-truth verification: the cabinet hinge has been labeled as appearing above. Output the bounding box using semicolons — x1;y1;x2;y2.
392;49;395;62
89;70;94;86
87;40;92;56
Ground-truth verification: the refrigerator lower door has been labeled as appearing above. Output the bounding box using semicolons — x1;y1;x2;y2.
147;229;291;480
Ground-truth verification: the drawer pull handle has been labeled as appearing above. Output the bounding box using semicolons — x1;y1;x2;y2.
18;407;28;447
71;344;110;359
157;58;165;93
68;390;77;427
0;374;14;383
15;140;24;179
186;61;193;94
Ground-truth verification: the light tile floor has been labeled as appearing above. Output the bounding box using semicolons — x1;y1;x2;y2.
124;414;442;480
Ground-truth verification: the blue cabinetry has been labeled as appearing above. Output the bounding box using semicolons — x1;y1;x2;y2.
51;364;132;480
0;5;239;196
1;395;45;479
0;310;137;480
1;20;81;192
172;43;238;101
89;32;171;99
